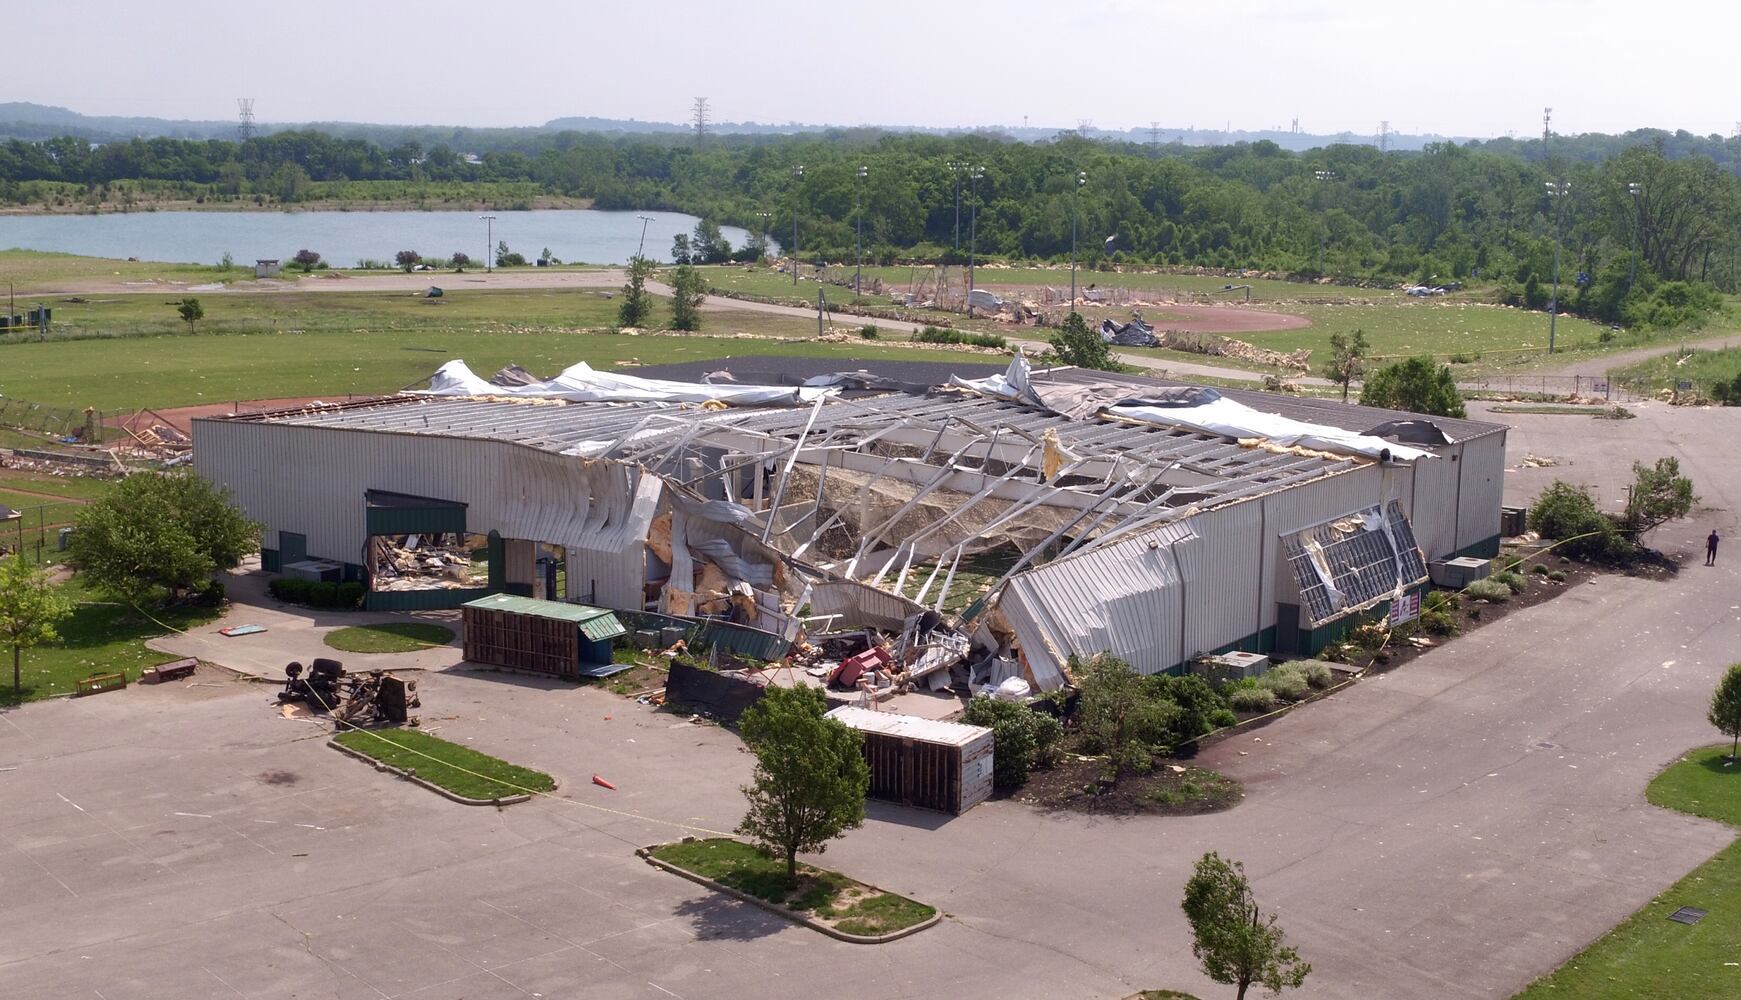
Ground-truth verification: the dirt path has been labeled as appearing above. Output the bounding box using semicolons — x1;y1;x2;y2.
0;484;90;503
1539;330;1741;378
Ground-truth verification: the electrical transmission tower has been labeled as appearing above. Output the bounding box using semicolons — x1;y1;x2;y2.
1149;121;1160;152
237;98;256;141
1377;120;1391;152
691;97;710;145
1542;107;1552;145
1077;118;1093;137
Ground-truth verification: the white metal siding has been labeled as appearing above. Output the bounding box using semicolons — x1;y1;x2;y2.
1407;447;1460;561
194;420;657;608
1456;433;1506;551
1174;500;1263;658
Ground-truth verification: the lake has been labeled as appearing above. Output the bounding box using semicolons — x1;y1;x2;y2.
0;209;759;267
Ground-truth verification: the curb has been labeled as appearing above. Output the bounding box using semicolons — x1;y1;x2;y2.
327;738;539;806
637;845;940;944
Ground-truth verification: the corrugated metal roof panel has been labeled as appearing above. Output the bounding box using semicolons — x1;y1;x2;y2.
825;706;992;747
463;594;625;637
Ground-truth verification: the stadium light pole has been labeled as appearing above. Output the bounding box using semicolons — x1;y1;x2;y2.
948;161;963;250
1546;180;1570;353
1627;182;1642;295
754;210;773;261
1313;169;1337;276
967;165;984;318
1070;170;1086;310
480;214;497;273
635;215;654;258
855;165;868;296
791;164;804;287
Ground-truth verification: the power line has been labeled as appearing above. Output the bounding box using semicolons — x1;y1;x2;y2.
1378;120;1391;152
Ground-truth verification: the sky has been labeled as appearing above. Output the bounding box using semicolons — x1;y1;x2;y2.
12;0;1741;139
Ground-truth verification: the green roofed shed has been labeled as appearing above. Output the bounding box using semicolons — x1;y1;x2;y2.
461;594;626;677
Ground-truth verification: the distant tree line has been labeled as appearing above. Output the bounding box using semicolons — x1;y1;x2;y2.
4;129;1740;323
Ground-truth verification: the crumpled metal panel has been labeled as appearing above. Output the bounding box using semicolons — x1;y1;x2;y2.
998;520;1198;687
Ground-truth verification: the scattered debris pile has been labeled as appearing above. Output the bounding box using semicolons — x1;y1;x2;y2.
368;533;482;592
278;658;420;725
1160;329;1312;371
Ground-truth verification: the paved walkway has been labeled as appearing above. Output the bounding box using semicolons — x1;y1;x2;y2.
145;568;462;679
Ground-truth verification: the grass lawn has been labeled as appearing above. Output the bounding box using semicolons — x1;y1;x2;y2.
0;289;994;410
0;248;255;291
331;727;555;800
1;576;221;707
1613;345;1741;396
1514;745;1741;998
323;622;455;654
651;837;936;937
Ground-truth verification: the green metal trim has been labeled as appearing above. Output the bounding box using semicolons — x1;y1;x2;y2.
365;587;490;612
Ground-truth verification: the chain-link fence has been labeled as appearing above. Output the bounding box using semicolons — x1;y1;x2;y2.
0;397;134;444
0;499;84;565
1455;373;1639;401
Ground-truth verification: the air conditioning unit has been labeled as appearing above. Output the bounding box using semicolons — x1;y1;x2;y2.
1501;506;1528;537
1193;650;1271;684
1430;556;1492;588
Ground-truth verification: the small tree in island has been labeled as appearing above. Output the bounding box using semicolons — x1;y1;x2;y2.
0;555;74;696
1709;663;1741;761
618;255;654;328
735;684;869;881
1182;852;1311;1000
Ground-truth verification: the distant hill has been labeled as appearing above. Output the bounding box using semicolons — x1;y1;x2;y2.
0;101;1470;152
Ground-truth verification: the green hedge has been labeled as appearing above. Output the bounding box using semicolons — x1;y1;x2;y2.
268;577;365;609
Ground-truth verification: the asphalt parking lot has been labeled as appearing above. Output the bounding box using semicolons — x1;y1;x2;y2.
3;399;1739;1000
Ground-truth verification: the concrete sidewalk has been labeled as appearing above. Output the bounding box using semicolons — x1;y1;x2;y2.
145;567;463;679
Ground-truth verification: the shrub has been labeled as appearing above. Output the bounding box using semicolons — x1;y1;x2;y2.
1258;666;1310;701
1228;687;1277;713
1420;590;1459;635
915;326;1006;349
336;580;365;608
1075;655;1183;755
1465;578;1511;602
1529;480;1623;560
1144;673;1229;744
858;324;879;339
1208;708;1238;728
1547;569;1568;582
192;578;226;607
962;696;1064;791
1492;570;1528;594
1530;563;1550;575
1304;663;1334;690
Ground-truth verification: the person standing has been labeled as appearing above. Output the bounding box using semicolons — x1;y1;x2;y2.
1708;530;1721;566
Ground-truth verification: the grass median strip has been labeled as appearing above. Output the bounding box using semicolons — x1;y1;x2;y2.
1515;745;1741;998
332;728;554;801
650;837;935;939
324;622;455;653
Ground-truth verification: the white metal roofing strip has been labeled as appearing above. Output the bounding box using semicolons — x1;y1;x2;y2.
824;706;992;747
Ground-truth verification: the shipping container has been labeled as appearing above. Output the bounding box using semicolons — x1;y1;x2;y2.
825;706;994;815
462;594;625;679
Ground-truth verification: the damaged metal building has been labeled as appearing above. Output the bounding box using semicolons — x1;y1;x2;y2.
193;357;1506;690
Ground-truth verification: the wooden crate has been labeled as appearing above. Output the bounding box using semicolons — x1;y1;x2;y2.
826;707;995;815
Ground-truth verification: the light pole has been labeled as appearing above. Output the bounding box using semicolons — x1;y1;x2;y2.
1627;182;1642;296
754;210;772;260
855;165;868;296
479;214;497;273
635;215;654;258
1314;169;1337;276
967;165;984;317
1070;170;1086;310
1546;181;1570;353
948;161;963;250
790;164;805;287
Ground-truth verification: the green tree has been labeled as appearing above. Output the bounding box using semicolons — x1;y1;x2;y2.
1528;480;1621;560
1182;852;1311;1000
1359;355;1466;417
175;297;203;333
961;695;1064;790
395;249;421;273
669;264;707;331
69;471;260;607
735;684;869;881
693;219;731;264
450;251;471;272
291;248;322;272
1075;654;1183;776
1622;456;1696;539
618;255;654;327
670;233;693;265
0;555;74;696
1320;329;1368;403
495;241;527;268
1709;663;1741;760
1050;311;1116;371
